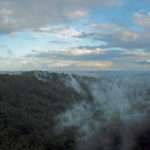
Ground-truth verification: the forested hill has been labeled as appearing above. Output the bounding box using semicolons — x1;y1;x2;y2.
0;71;150;150
0;71;94;150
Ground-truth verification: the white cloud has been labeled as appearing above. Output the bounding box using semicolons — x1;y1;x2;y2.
55;28;81;38
66;9;88;19
64;48;105;56
36;26;81;38
134;11;150;29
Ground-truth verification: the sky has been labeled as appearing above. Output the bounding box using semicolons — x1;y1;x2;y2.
0;0;150;71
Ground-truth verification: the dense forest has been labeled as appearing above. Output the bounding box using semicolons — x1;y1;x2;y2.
0;71;93;150
0;71;150;150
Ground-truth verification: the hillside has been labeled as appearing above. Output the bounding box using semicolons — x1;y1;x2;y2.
0;71;150;150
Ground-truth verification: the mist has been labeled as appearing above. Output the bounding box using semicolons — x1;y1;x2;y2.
57;72;150;150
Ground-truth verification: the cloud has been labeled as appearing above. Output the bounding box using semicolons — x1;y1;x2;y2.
66;9;88;19
34;26;81;38
138;60;150;65
26;48;102;61
26;47;120;62
0;56;112;71
0;8;13;16
132;51;150;66
22;47;113;70
79;23;150;50
1;47;149;70
0;0;120;34
134;11;150;30
76;61;112;69
25;46;136;70
64;48;105;56
109;50;150;70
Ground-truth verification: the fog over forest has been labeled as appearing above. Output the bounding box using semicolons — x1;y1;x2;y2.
0;0;150;149
0;71;150;150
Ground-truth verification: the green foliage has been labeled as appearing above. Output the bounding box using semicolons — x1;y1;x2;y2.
0;72;82;150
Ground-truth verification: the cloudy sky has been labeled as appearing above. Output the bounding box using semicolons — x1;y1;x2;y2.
0;0;150;71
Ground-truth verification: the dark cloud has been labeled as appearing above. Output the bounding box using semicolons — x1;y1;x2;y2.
138;60;150;65
78;24;150;50
26;46;126;62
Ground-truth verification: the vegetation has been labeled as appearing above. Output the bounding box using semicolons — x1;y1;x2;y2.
0;72;83;150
